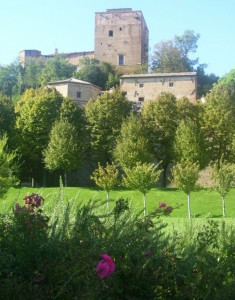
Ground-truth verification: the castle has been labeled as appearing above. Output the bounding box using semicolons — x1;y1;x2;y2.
19;8;148;72
19;8;197;104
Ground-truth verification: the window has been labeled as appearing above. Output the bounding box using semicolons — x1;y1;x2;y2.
109;30;113;37
138;97;144;102
119;27;122;31
139;83;144;88
77;91;81;98
169;82;174;87
118;54;124;65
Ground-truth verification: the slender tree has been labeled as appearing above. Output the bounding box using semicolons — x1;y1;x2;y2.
91;162;119;213
122;163;162;216
172;160;199;218
211;160;235;218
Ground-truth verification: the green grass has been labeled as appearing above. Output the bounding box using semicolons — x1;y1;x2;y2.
1;186;235;219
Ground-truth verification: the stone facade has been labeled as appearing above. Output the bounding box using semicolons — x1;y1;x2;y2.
47;78;101;106
94;8;149;71
19;8;148;71
120;72;197;107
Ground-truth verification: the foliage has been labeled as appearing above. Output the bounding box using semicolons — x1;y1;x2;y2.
0;63;20;98
141;92;178;187
172;160;200;218
0;134;19;196
85;88;132;164
196;64;219;98
174;119;208;169
201;84;235;164
0;93;15;137
91;162;119;193
151;30;200;72
113;113;153;168
218;68;235;87
44;118;85;186
37;56;74;86
15;87;64;181
1;191;235;299
74;57;120;90
211;160;235;217
123;162;162;216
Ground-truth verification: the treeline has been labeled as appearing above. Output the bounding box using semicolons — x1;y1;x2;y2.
0;67;234;187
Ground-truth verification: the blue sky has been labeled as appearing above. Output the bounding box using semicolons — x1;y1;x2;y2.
1;0;234;77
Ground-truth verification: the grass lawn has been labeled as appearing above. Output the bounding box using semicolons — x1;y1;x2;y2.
1;186;235;220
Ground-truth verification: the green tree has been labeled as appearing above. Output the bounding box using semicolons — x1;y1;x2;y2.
218;69;235;87
113;113;153;168
172;160;200;218
22;57;45;89
91;162;119;213
0;63;20;98
0;134;19;196
201;84;235;164
211;160;235;218
37;56;74;86
174;119;208;169
196;64;219;98
0;93;15;137
85;88;132;164
15;87;64;185
141;93;178;187
151;30;200;72
44;119;84;187
74;57;119;90
122;163;162;216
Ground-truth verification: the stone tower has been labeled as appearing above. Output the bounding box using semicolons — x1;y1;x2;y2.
94;8;149;72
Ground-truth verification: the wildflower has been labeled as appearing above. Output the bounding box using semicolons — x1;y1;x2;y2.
96;254;115;279
165;205;173;214
159;202;167;208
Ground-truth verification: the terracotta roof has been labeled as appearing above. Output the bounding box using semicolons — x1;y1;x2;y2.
47;78;101;90
121;72;197;79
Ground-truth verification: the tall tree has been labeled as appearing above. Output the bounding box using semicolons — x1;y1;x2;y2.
113;113;153;168
37;56;74;86
85;88;132;164
0;63;20;98
44;119;84;187
201;84;235;165
141;93;178;187
15;87;64;184
0;93;15;137
151;30;200;73
0;134;19;196
174;119;208;169
74;57;120;90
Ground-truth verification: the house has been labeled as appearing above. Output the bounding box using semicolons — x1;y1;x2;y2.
120;72;197;108
47;78;101;106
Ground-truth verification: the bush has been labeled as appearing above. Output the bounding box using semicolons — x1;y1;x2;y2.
0;190;235;299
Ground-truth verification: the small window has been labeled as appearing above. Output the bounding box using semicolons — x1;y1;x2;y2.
109;30;113;37
138;97;144;102
169;82;174;87
118;54;124;65
77;91;81;98
119;27;122;31
139;83;144;88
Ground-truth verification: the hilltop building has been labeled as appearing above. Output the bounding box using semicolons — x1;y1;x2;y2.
47;78;101;106
120;72;197;108
19;8;148;72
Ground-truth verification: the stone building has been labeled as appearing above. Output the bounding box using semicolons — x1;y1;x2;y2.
19;8;149;72
120;72;197;107
94;8;149;72
47;77;101;106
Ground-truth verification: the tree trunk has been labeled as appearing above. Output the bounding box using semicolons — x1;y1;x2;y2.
222;195;226;218
187;193;191;218
31;177;34;187
64;171;67;187
143;194;146;217
106;192;110;214
162;166;167;188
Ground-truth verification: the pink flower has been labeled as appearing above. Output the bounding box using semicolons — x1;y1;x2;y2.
159;202;167;208
96;254;115;279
